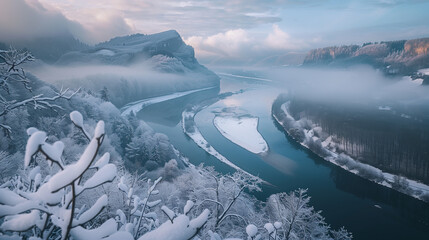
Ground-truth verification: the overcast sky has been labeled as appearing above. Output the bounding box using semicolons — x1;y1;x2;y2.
1;0;429;63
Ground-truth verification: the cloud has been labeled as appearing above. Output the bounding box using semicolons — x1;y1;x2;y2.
2;0;428;61
0;0;133;44
185;25;307;64
264;24;306;50
75;11;134;44
186;29;252;58
0;0;82;42
39;0;282;40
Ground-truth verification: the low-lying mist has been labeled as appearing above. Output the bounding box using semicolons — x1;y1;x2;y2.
265;65;429;108
28;62;218;107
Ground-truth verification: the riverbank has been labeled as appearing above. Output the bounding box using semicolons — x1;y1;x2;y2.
272;95;429;202
120;86;217;116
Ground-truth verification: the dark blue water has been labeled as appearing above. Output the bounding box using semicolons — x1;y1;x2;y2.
137;75;429;240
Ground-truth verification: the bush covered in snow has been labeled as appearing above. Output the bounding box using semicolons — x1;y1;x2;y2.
335;154;384;182
0;111;124;239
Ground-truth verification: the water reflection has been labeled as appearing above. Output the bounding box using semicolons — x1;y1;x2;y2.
259;151;296;176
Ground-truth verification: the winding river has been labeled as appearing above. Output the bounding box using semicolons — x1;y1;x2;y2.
135;72;429;239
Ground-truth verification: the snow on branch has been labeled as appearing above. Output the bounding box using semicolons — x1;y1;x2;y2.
0;47;34;94
0;111;121;240
0;47;79;137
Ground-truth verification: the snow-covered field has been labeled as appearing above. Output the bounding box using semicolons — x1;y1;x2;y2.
120;87;216;116
213;116;268;154
274;101;429;202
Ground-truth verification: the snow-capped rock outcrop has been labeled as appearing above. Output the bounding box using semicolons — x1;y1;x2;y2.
56;30;214;75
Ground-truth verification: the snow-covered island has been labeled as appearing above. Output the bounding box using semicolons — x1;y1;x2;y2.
214;115;268;154
182;109;244;173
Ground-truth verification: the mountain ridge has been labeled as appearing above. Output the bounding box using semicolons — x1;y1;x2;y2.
303;37;429;84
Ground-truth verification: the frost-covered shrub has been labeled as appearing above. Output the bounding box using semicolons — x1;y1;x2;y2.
162;159;180;182
298;117;313;130
265;189;352;240
335;153;357;169
420;192;429;202
0;111;131;240
335;153;384;182
183;115;195;133
0;151;22;182
356;164;384;183
392;175;412;194
307;137;330;157
288;127;306;143
125;125;179;171
112;117;133;150
313;126;329;140
145;160;159;171
150;54;187;73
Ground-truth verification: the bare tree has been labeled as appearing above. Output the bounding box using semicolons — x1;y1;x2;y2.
267;189;352;240
0;47;78;137
197;169;262;233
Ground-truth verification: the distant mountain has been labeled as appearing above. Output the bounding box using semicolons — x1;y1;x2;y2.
303;37;429;84
0;34;88;63
56;30;215;75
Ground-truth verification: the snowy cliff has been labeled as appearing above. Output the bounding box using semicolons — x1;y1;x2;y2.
56;30;214;75
303;37;429;84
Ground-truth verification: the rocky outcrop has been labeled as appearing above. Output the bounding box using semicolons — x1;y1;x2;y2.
303;38;429;83
56;30;214;75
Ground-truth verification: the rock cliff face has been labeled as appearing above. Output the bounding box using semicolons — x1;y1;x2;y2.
56;30;214;75
303;38;429;84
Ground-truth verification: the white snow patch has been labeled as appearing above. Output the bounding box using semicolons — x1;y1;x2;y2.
378;106;392;111
121;87;216;116
418;68;429;75
246;224;258;237
213;116;268;154
400;113;411;119
412;78;424;85
24;131;47;167
70;111;84;128
138;210;210;240
95;49;115;56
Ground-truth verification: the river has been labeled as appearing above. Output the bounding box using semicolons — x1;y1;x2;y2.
135;72;429;239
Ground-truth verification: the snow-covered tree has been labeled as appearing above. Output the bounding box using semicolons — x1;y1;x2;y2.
266;189;352;240
0;111;130;240
138;201;210;240
0;47;78;137
330;227;353;240
193;167;263;238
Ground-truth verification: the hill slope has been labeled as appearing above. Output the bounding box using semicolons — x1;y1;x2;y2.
303;38;429;84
